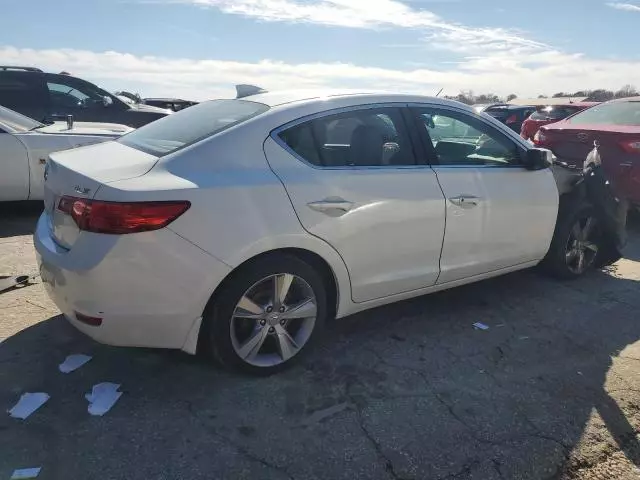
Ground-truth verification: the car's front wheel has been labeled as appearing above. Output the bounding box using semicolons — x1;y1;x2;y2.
542;204;604;279
202;254;327;375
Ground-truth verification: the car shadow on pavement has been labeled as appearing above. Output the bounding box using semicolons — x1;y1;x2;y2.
2;262;640;479
0;202;42;239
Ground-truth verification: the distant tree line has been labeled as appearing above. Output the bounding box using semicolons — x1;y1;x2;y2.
446;85;638;105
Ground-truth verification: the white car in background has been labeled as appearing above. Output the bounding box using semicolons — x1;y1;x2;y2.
36;89;612;375
0;105;132;201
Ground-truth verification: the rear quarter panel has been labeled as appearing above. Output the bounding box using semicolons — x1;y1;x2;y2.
96;124;353;317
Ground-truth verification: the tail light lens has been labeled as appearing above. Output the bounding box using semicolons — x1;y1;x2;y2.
533;130;547;146
506;114;517;125
620;141;640;154
57;197;190;234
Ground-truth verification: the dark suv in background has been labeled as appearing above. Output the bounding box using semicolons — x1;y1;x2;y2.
482;104;537;133
0;66;170;127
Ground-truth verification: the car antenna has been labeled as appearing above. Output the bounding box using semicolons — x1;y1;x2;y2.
435;88;443;97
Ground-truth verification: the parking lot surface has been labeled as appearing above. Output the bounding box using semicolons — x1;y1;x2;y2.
2;203;640;480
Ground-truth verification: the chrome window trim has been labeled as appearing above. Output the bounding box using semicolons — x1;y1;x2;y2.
270;103;433;171
407;101;532;169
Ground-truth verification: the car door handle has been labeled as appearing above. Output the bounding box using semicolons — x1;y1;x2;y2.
307;198;354;216
449;195;481;209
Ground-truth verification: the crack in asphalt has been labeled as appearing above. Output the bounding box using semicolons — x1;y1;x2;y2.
363;343;580;479
184;400;295;480
350;401;411;480
438;460;481;479
492;459;506;480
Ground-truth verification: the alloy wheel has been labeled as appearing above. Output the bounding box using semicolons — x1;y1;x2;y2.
230;273;317;367
565;215;600;275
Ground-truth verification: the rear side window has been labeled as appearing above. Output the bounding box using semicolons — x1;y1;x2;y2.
567;102;640;126
278;108;416;167
119;99;269;156
0;73;45;109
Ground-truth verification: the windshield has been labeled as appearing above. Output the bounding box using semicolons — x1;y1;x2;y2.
118;99;270;156
567;101;640;126
0;105;43;132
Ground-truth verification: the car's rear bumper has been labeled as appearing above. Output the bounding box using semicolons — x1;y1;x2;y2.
34;212;231;352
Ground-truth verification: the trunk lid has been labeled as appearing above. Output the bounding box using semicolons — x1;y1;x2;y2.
541;123;640;202
542;124;640;164
44;141;159;249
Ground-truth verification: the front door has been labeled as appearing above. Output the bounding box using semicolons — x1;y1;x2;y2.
0;132;30;201
265;105;446;303
410;106;558;284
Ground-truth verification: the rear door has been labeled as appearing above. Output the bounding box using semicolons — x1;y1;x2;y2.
411;105;558;283
265;105;446;303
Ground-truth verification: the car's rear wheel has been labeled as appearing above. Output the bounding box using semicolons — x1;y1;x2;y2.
542;204;603;279
202;254;327;375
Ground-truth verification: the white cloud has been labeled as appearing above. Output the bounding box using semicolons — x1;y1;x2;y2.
2;45;639;101
607;2;640;11
181;0;546;54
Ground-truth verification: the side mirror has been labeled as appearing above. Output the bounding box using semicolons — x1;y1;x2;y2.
103;96;113;107
524;148;553;171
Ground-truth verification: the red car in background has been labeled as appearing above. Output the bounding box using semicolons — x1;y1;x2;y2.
534;97;640;205
521;102;598;141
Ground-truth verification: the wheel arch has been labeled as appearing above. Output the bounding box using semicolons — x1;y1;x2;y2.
195;243;351;355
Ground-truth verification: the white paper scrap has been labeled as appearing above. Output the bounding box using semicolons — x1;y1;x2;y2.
472;322;490;331
8;393;50;419
10;467;41;479
85;383;122;416
58;354;92;373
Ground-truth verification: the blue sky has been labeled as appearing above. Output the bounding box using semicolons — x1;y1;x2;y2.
1;0;638;100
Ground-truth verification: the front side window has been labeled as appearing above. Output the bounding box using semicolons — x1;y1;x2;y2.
566;101;640;126
47;81;105;109
414;108;521;166
278;107;415;167
119;99;269;156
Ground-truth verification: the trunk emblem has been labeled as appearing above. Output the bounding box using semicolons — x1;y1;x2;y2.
74;185;91;195
577;133;589;142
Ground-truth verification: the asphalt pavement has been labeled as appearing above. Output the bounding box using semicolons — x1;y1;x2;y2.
2;202;640;480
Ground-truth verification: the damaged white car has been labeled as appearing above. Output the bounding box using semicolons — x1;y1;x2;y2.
35;89;625;375
0;106;132;201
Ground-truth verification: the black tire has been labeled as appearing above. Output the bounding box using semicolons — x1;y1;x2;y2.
541;203;603;280
201;254;328;375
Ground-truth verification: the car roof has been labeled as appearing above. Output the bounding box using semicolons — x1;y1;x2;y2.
547;102;599;108
243;89;473;111
145;98;192;102
608;96;640;103
485;104;535;110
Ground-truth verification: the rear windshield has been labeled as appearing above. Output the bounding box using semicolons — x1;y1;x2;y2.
118;99;270;156
484;107;509;119
566;101;640;126
530;106;580;121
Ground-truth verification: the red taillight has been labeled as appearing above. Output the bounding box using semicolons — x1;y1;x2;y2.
57;197;190;234
533;130;547;146
620;140;640;154
506;114;517;125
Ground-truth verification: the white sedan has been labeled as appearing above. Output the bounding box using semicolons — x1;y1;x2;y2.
35;89;609;374
0;106;132;201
